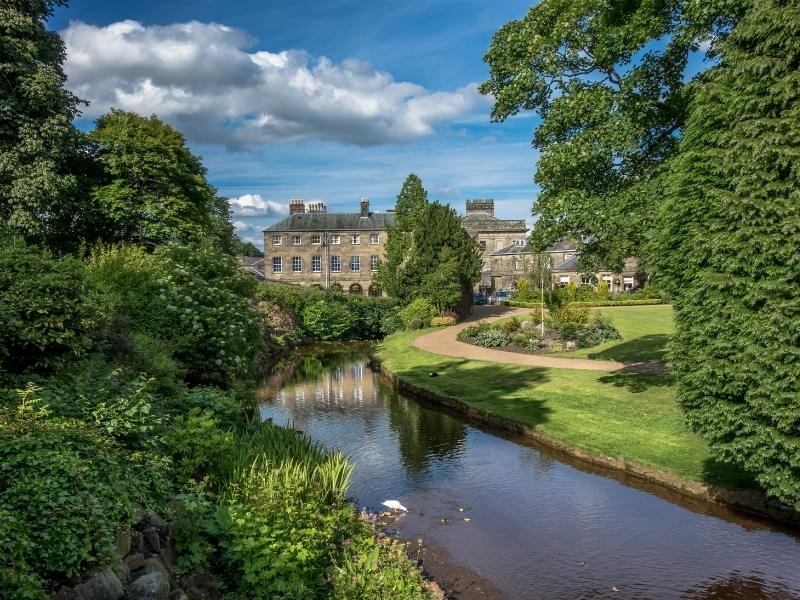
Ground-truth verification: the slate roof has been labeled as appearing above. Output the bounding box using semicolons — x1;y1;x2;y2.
545;239;579;252
552;255;579;272
491;241;533;256
264;212;396;232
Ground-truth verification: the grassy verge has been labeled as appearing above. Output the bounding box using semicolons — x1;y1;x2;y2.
377;329;750;490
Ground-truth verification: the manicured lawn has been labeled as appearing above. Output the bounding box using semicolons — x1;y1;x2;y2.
377;329;750;489
550;304;674;363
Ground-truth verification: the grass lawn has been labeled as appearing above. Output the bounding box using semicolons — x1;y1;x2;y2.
377;328;750;490
544;304;674;363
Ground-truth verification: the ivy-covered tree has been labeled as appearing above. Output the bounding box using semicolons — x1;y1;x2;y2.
0;0;95;252
653;0;800;508
480;0;743;269
89;110;219;249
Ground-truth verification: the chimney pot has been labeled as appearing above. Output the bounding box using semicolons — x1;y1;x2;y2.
360;197;369;217
289;199;305;215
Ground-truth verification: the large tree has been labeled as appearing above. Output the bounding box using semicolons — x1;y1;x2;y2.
0;0;95;252
376;175;481;312
480;0;743;269
89;110;220;249
652;0;800;508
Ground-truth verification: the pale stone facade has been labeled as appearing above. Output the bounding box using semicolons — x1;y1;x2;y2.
263;199;393;295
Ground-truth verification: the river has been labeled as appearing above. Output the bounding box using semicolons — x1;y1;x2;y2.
258;345;800;600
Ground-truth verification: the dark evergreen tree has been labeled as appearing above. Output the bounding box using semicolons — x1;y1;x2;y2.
653;0;800;508
0;0;95;252
393;173;427;229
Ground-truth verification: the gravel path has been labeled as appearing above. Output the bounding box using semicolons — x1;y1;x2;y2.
411;306;668;373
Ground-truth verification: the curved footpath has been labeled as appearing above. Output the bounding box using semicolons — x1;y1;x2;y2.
413;306;667;373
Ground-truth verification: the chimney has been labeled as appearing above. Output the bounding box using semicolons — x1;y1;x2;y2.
360;197;369;217
307;202;327;214
289;199;305;215
466;199;494;217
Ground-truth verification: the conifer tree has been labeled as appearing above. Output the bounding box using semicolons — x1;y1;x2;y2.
653;0;800;508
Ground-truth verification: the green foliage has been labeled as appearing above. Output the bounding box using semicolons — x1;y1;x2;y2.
166;409;234;484
377;175;481;312
176;386;248;430
499;317;522;333
565;281;577;302
0;508;46;600
89;110;218;249
552;306;592;341
234;238;263;257
398;298;437;328
567;299;664;307
480;0;744;268
302;300;351;341
0;238;104;373
575;315;622;349
543;287;567;311
171;487;216;576
652;0;800;509
473;329;510;348
597;280;609;301
0;0;95;253
0;386;171;584
406;318;425;331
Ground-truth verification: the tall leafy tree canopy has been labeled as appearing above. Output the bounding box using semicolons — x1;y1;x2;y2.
377;175;481;311
652;0;800;508
0;0;94;252
89;110;222;250
480;0;742;269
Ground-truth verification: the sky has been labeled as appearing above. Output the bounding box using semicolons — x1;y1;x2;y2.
49;0;541;249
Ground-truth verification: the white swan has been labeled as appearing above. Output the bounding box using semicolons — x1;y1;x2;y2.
382;500;407;512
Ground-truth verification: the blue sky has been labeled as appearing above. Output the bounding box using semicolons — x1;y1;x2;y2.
50;0;541;248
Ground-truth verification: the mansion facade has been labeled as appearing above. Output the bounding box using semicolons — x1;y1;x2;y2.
260;198;640;295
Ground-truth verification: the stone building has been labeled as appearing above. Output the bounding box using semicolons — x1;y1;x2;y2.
262;198;394;295
490;239;641;293
460;199;528;292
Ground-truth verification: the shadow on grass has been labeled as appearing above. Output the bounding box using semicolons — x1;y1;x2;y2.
397;359;553;429
598;368;675;393
589;333;671;363
702;457;758;490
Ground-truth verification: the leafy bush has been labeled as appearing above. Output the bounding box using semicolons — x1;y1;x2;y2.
504;300;544;308
397;298;437;328
341;295;397;340
574;285;598;302
597;280;609;300
575;316;622;348
567;299;664;307
543;287;567;311
473;329;510;348
430;316;456;327
166;408;234;484
176;386;248;430
0;508;46;599
0;239;104;373
407;318;426;330
0;386;172;584
499;317;521;333
302;300;351;341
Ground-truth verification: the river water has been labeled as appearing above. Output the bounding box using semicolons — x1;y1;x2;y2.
258;346;800;600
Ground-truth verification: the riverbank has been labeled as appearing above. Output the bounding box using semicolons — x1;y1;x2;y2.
376;329;800;525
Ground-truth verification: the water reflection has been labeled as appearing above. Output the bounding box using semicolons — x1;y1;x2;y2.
259;347;800;600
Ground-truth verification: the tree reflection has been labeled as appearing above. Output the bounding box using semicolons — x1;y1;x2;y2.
386;384;467;475
682;572;797;599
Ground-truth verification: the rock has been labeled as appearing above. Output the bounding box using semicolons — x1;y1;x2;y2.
566;340;577;350
115;528;131;557
180;573;221;600
141;557;171;580
53;567;124;600
125;553;147;572
130;571;170;600
160;544;176;571
169;591;189;600
114;558;131;584
147;510;168;529
132;530;145;553
143;526;161;553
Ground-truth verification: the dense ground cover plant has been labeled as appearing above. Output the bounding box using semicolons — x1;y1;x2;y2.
430;315;456;327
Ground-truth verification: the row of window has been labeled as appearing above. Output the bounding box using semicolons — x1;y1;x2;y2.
271;233;380;246
272;256;380;273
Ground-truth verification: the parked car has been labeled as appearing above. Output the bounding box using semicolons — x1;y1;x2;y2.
490;290;512;304
473;292;487;305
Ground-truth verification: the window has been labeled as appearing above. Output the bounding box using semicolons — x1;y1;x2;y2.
564;253;574;261
514;259;523;271
559;275;570;288
370;234;380;244
350;256;360;272
330;256;341;272
312;256;321;272
292;257;302;272
292;235;301;245
370;255;379;271
581;274;593;285
311;234;321;245
272;235;282;246
272;257;282;273
479;241;486;251
514;239;526;247
623;276;634;291
350;235;360;245
331;235;341;245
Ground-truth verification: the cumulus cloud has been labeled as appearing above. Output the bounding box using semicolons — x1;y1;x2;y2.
62;20;485;148
228;193;288;217
232;220;265;247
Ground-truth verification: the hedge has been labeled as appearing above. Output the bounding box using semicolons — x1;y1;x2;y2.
502;299;664;308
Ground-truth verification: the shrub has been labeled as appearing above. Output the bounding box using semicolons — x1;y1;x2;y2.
0;509;46;599
166;409;234;484
457;323;491;341
575;316;622;348
302;300;351;341
473;329;510;348
176;386;248;430
407;318;426;330
567;299;664;307
574;285;598;302
343;295;397;340
0;239;104;373
397;298;437;328
380;309;404;336
544;287;567;311
430;316;456;327
499;317;521;333
597;280;609;300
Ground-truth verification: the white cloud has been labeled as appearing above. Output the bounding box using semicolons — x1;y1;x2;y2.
62;20;486;148
232;220;265;248
228;193;288;217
